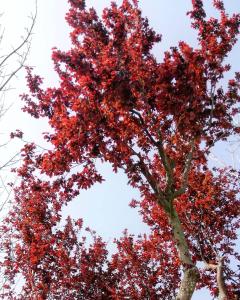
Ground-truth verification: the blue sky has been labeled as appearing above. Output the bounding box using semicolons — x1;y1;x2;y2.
1;1;240;299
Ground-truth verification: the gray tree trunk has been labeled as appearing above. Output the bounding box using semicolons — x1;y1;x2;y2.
168;208;199;300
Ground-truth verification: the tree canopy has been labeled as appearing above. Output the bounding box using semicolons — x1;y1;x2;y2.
1;0;240;299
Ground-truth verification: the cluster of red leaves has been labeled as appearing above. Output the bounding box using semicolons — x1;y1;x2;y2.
0;0;240;299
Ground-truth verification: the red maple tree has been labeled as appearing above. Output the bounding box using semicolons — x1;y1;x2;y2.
1;0;240;299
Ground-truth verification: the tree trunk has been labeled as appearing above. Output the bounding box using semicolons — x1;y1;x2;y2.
217;258;228;300
168;208;199;300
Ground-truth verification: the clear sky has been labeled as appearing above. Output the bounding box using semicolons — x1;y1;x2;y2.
1;1;240;299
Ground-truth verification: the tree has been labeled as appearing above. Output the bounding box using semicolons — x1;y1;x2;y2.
1;0;240;299
0;1;37;294
0;8;36;95
0;4;37;229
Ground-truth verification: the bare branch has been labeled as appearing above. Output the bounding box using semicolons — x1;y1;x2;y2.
0;176;17;214
0;2;37;220
0;0;37;92
0;152;20;170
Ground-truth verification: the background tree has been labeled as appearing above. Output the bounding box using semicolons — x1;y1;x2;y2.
0;2;36;294
0;8;36;95
0;0;240;299
0;2;36;212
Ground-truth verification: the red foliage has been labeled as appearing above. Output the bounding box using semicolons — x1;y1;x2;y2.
1;0;240;299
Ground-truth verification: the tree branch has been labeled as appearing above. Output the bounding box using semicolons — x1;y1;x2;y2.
132;150;164;198
130;109;176;194
173;139;195;198
0;1;37;92
205;257;228;300
130;109;159;146
156;131;175;192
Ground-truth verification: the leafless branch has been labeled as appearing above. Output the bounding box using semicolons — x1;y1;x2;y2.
0;2;37;218
0;176;17;214
0;0;37;92
0;152;20;170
